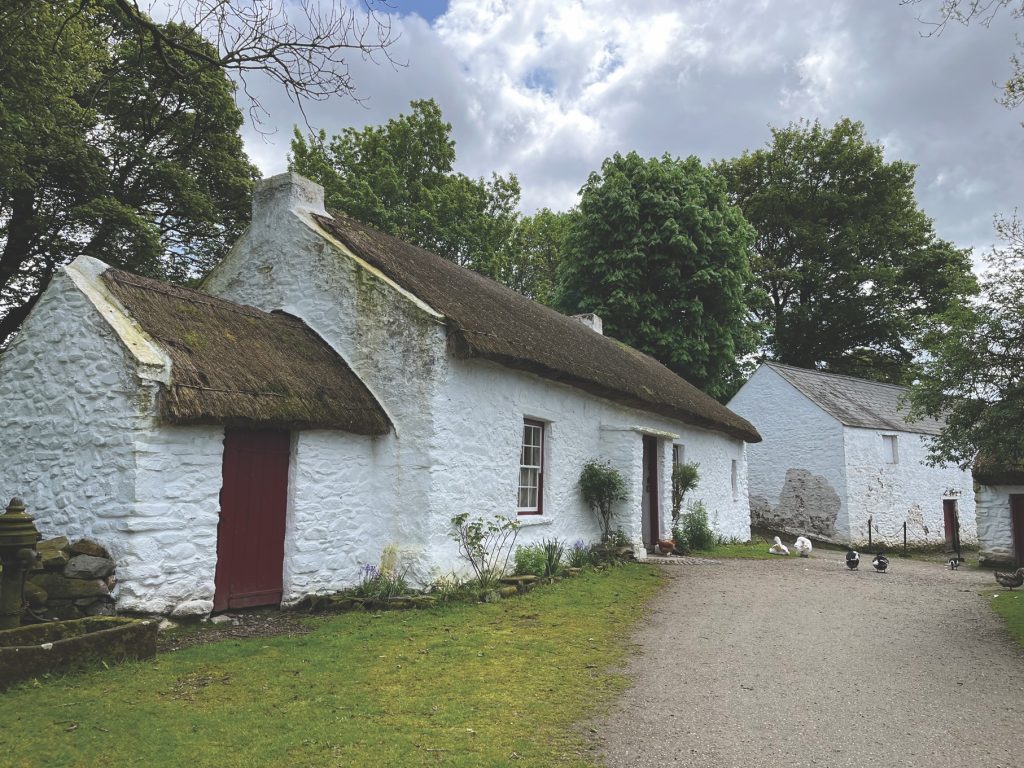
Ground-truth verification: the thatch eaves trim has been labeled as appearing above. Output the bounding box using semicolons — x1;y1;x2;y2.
100;267;391;435
313;212;761;443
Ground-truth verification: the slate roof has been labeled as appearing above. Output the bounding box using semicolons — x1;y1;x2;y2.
765;363;944;435
314;212;761;443
101;267;391;435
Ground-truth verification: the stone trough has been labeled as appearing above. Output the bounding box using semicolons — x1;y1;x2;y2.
0;616;156;691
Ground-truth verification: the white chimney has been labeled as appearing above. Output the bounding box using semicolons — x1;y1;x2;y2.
251;172;326;230
573;313;603;334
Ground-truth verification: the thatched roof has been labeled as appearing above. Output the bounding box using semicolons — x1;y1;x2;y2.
313;213;760;443
100;267;391;434
973;456;1024;486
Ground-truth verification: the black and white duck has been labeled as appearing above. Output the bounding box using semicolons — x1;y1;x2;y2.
871;553;889;573
846;550;860;570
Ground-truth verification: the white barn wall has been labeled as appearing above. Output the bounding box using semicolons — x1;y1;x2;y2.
728;365;848;540
974;485;1019;566
843;426;977;547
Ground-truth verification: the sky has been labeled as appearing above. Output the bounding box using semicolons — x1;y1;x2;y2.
239;0;1024;261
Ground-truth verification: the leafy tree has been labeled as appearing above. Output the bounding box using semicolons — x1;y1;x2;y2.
557;151;756;398
290;99;522;279
909;214;1024;469
714;118;976;383
499;209;573;306
0;2;259;347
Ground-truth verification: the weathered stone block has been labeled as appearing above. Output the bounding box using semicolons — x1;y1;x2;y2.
65;554;116;580
29;572;108;600
70;538;109;558
24;581;47;608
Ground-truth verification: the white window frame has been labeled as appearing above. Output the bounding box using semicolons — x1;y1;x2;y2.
673;444;685;466
882;434;899;465
517;419;545;515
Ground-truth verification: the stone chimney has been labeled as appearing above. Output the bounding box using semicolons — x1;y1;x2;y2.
251;172;326;232
572;313;603;335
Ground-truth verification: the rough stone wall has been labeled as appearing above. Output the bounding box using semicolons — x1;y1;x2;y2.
283;430;390;600
974;485;1020;566
124;425;225;614
728;365;849;540
422;357;751;570
0;272;140;552
843;426;977;547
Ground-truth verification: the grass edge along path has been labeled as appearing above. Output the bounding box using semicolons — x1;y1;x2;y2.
2;565;663;768
989;587;1024;648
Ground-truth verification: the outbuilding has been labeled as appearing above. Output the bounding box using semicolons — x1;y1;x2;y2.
0;172;761;614
972;461;1024;567
728;362;976;548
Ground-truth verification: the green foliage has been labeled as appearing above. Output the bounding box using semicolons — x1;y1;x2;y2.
514;538;566;577
671;462;700;523
541;537;565;578
673;502;716;553
557;151;756;398
578;460;627;541
513;543;547;577
715;118;977;383
290;99;521;280
0;567;663;766
0;1;259;346
566;539;592;568
499;208;573;306
990;589;1024;649
449;513;520;590
909;215;1024;470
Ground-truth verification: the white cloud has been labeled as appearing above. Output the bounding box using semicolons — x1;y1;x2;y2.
237;0;1024;257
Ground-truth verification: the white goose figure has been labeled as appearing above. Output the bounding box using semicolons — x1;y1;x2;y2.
768;536;789;556
793;536;813;558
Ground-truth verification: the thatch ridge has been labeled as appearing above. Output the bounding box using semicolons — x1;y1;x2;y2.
314;212;760;443
100;267;391;434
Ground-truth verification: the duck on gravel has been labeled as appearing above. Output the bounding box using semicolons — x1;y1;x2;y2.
949;558;961;570
846;550;860;570
994;568;1024;590
769;536;789;556
871;553;889;573
793;536;813;557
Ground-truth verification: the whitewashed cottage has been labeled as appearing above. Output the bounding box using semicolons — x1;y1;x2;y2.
0;172;761;615
971;462;1024;567
728;363;976;548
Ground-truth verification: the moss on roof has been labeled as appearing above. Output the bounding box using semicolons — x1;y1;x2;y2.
314;213;760;443
100;268;391;435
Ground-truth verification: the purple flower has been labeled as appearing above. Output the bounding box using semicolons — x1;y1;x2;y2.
573;539;586;551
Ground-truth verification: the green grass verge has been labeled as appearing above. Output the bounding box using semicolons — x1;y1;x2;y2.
989;588;1024;648
687;540;777;559
1;566;663;768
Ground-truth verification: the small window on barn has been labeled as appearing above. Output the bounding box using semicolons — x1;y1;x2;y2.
882;434;899;465
731;460;739;500
518;419;544;515
673;444;685;466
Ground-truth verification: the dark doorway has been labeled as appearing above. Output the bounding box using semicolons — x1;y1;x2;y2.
943;499;961;560
214;429;290;611
641;435;660;552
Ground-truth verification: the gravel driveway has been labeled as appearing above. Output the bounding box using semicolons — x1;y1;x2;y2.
593;551;1024;768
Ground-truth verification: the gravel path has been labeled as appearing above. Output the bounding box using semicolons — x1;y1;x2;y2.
593;551;1024;768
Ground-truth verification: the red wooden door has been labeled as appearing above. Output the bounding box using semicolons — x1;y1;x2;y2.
1011;495;1024;567
643;435;660;547
214;429;291;612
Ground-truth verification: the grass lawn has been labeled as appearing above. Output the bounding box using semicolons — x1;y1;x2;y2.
1;566;662;768
687;540;776;559
989;588;1024;649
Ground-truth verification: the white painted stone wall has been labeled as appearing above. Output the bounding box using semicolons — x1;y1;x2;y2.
124;425;225;614
974;485;1019;566
0;272;140;545
843;426;977;547
728;365;849;541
